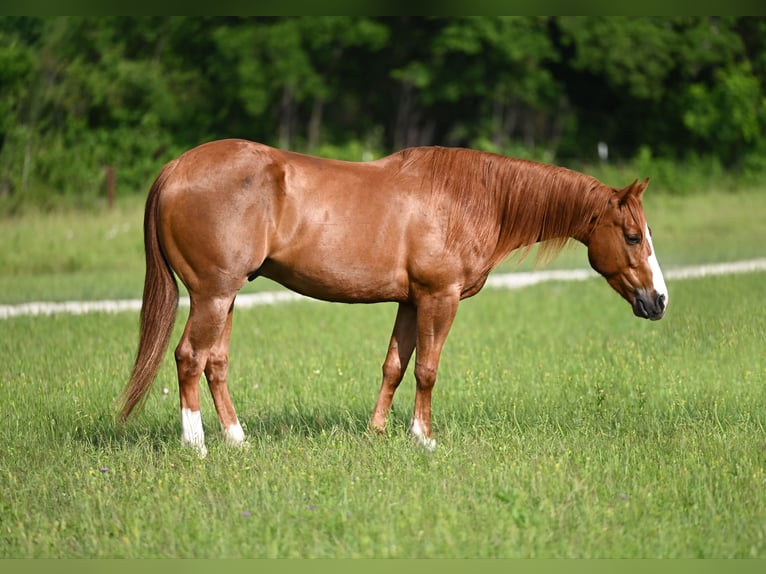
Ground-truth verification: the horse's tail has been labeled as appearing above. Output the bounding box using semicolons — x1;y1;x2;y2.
118;161;179;423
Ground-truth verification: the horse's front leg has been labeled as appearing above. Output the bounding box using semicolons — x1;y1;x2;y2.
410;290;460;450
370;302;417;433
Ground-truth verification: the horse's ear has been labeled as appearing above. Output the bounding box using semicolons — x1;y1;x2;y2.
635;177;650;199
615;179;638;205
615;177;650;205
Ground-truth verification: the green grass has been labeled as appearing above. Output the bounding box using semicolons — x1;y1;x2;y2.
1;274;765;558
1;189;765;558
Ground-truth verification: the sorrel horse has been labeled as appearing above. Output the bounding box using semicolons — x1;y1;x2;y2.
119;139;668;456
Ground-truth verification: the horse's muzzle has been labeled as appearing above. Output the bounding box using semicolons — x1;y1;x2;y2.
633;290;666;321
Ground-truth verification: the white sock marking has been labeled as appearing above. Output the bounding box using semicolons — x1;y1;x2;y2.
223;420;246;446
181;408;207;458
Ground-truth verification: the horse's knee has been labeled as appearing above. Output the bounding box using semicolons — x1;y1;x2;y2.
414;361;437;390
382;354;403;384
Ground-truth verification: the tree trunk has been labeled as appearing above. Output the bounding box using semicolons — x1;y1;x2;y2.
394;81;414;151
279;85;295;150
307;97;324;152
491;93;505;148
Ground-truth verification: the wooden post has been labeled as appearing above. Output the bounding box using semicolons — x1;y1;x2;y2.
106;165;115;209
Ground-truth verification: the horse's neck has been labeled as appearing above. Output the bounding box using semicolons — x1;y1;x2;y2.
517;161;603;238
491;158;606;264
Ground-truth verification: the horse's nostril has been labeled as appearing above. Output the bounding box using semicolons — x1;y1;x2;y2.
636;298;649;318
658;293;666;311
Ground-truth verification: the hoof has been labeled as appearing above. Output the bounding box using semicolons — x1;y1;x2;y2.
412;433;437;452
368;422;387;435
182;440;208;459
409;418;437;451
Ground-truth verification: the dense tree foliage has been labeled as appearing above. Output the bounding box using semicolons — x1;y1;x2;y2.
1;16;765;204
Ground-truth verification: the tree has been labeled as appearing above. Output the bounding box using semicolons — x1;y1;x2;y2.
212;17;387;150
0;18;40;197
2;16;765;206
683;61;766;167
552;16;763;163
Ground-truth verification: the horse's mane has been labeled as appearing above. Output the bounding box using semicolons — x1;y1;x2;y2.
416;147;611;273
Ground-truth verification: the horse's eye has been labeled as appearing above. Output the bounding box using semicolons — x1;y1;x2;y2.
626;234;641;245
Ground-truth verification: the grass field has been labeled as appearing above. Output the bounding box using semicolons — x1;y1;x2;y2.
1;187;765;558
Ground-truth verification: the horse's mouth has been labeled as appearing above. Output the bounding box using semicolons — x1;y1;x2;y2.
633;291;666;321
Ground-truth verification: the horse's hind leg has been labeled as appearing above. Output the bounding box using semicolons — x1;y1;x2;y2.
204;302;246;446
369;302;417;433
174;293;235;457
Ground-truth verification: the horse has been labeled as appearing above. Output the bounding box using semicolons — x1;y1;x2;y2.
118;139;668;456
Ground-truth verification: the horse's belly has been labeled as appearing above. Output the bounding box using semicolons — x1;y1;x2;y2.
258;201;436;303
259;250;409;303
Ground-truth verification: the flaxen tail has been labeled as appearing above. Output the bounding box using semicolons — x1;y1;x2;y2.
118;162;179;423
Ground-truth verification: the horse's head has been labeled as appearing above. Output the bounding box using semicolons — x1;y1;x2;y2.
587;178;668;320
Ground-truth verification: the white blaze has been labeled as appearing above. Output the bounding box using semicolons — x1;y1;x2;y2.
646;224;669;306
